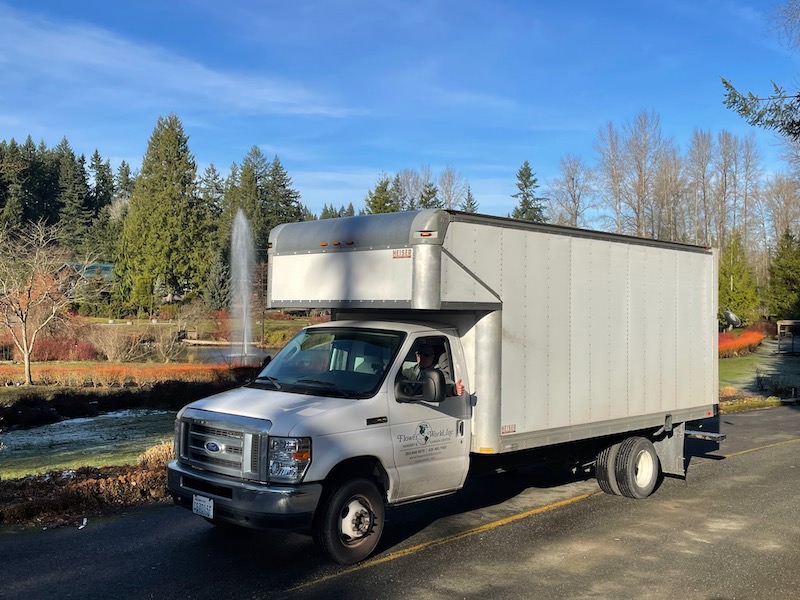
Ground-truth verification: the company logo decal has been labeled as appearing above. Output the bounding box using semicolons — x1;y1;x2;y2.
395;421;456;463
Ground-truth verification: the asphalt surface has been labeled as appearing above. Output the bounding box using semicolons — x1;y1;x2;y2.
1;405;799;600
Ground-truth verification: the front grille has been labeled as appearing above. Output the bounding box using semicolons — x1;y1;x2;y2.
177;408;270;481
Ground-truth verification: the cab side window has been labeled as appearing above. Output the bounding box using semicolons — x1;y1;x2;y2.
396;336;454;383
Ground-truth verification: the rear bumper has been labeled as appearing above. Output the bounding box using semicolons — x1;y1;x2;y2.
167;460;322;529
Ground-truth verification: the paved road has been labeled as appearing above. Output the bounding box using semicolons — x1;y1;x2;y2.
1;406;799;600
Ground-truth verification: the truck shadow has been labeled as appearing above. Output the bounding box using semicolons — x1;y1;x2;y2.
378;463;592;549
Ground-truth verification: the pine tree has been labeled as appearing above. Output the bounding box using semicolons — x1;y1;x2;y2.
768;229;800;319
418;181;441;209
718;230;760;326
320;204;337;219
89;150;114;216
204;252;231;310
511;160;547;222
114;160;135;204
460;186;479;213
0;183;24;230
264;156;302;234
365;174;401;213
57;147;92;253
198;164;225;220
116;114;204;310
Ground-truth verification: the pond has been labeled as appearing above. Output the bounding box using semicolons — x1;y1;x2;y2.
184;344;272;365
0;409;177;479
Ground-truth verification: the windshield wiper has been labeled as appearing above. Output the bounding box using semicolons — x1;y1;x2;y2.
295;378;336;388
251;375;282;390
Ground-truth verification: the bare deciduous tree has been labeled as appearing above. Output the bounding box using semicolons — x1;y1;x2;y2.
0;222;95;384
687;129;714;245
438;166;467;210
548;155;595;227
595;122;625;233
622;111;665;237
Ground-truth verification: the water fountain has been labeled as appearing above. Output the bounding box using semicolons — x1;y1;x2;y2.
230;209;257;365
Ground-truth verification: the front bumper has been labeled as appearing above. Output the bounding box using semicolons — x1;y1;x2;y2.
167;460;322;529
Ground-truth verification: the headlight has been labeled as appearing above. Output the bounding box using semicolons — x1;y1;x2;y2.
268;437;311;483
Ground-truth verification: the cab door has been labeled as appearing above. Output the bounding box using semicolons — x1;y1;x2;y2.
388;333;471;501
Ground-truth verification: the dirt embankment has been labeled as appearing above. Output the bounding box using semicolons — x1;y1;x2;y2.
0;442;174;530
0;382;245;530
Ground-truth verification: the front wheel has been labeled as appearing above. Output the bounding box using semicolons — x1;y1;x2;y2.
315;478;385;565
615;436;660;499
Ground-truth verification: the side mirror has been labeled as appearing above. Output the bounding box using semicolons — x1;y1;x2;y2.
261;355;272;368
394;368;446;403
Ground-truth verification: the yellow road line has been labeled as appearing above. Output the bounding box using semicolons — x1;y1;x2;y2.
287;492;593;593
288;437;800;593
724;437;800;458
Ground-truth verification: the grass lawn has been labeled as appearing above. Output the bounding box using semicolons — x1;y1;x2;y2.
719;336;800;398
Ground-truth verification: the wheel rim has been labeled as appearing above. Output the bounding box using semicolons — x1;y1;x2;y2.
633;449;655;488
339;496;374;543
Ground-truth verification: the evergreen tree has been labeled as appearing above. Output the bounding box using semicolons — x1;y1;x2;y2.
365;174;401;213
116;114;206;310
57;145;92;253
390;173;409;211
718;230;760;326
418;181;441;209
0;141;24;229
511;160;547;222
20;136;54;224
768;229;800;319
264;156;302;235
299;204;316;221
89;150;114;216
240;146;270;250
198;164;225;220
114;160;135;204
204;252;231;310
320;203;337;219
85;204;119;262
0;183;24;230
460;186;479;213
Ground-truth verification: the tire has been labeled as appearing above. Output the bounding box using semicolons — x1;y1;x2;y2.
615;436;660;499
595;442;622;496
315;478;385;565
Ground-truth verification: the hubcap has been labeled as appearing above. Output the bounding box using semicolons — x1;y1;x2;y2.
633;449;655;488
340;497;373;541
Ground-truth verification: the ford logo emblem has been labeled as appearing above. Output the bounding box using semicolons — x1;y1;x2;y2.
204;441;222;453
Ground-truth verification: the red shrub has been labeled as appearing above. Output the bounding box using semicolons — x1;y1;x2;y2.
0;362;235;387
28;337;100;362
719;329;764;358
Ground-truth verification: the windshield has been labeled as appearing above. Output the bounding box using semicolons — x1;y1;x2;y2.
249;327;405;398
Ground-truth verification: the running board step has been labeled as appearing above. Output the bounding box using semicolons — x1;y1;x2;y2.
685;430;726;442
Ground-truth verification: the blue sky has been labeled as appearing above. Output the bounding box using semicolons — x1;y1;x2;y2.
1;0;797;217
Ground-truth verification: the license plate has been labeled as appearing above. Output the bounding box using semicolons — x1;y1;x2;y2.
192;494;214;519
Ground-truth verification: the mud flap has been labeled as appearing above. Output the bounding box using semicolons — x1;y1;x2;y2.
653;421;686;476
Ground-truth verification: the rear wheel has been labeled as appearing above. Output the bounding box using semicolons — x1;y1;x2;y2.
315;478;385;565
615;437;660;499
595;442;622;495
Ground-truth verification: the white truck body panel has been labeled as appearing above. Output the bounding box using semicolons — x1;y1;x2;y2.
268;210;718;455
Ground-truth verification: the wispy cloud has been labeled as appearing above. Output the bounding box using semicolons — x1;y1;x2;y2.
0;3;349;118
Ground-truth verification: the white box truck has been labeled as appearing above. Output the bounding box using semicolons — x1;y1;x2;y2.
167;209;722;564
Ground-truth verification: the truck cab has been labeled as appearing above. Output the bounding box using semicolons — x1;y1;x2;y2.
168;319;471;564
